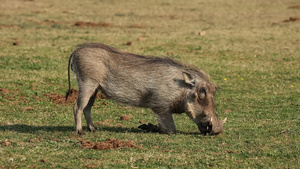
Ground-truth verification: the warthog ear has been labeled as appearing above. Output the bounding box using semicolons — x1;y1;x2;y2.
182;72;195;86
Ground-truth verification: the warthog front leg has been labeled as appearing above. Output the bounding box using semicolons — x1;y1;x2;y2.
139;110;176;134
155;112;177;134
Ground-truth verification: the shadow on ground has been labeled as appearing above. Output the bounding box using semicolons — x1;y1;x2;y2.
0;124;200;135
0;124;143;134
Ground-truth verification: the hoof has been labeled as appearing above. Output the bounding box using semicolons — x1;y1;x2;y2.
76;129;85;135
88;126;96;132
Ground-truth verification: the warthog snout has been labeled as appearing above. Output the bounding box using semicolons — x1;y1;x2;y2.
197;117;227;135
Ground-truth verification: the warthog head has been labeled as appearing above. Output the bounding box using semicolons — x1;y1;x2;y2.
175;72;226;135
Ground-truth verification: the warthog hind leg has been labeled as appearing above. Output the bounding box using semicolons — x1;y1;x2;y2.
83;89;98;132
73;81;98;135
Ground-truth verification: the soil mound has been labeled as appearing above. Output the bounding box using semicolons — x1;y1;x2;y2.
0;88;106;106
44;89;78;104
79;138;142;150
74;21;112;27
46;89;106;105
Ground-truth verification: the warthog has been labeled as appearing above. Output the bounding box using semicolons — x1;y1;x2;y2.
66;43;226;135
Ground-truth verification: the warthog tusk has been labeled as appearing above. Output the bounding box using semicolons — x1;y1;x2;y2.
209;117;213;125
223;117;227;124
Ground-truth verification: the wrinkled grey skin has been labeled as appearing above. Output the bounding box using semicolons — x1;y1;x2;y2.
66;43;225;135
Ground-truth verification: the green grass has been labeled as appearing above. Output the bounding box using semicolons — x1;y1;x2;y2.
0;0;299;168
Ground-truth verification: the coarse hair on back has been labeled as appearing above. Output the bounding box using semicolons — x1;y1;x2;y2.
75;43;211;81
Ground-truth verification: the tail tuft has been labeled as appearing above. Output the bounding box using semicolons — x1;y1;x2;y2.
65;90;71;101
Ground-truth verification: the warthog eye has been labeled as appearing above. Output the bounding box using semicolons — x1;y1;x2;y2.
198;87;207;100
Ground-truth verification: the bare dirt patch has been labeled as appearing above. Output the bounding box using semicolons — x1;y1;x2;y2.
0;88;106;105
45;89;106;105
12;40;19;46
222;109;232;114
120;115;130;121
126;41;133;46
1;139;12;146
26;18;145;30
0;24;21;29
157;15;179;20
127;24;145;29
79;138;142;150
21;107;34;112
44;89;78;105
288;5;300;9
283;17;300;22
74;21;112;27
74;21;145;29
0;88;10;94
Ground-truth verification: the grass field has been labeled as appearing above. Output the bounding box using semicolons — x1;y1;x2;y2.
0;0;299;168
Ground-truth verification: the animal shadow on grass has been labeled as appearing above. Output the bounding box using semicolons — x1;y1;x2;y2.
0;124;74;134
0;124;143;134
0;124;200;135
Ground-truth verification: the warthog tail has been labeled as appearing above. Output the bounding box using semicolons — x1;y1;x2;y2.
65;52;74;101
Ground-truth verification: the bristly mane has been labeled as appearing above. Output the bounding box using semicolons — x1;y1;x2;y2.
77;43;211;81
